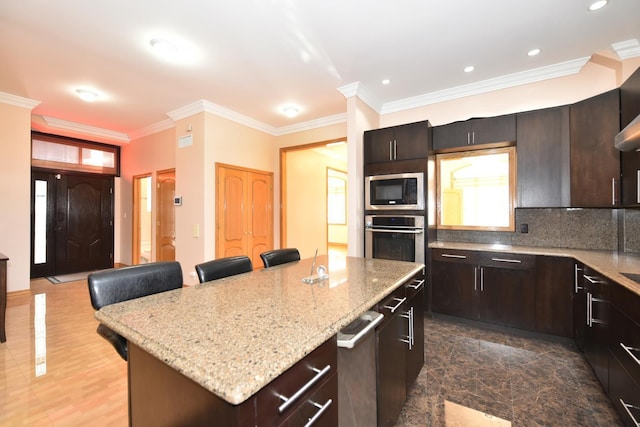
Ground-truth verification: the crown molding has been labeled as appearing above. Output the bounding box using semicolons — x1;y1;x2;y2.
612;39;640;60
128;119;175;141
0;91;40;110
42;116;130;143
337;81;381;113
167;99;277;135
273;113;347;136
381;56;591;115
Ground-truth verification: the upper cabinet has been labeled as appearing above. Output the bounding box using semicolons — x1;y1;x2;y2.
433;114;516;151
620;67;640;206
517;106;571;208
569;89;621;207
363;120;430;164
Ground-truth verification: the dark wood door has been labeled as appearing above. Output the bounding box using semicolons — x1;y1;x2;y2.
405;284;424;391
470;114;516;145
479;266;536;330
54;174;113;275
393;120;429;161
582;268;611;391
516;106;571;207
573;263;588;351
430;261;476;319
364;127;395;163
570;89;621;207
620;67;640;206
535;256;574;338
433;120;469;151
376;312;406;427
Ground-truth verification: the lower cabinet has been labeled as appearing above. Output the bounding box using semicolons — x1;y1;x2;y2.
431;248;536;330
376;286;407;427
581;266;611;391
375;272;426;427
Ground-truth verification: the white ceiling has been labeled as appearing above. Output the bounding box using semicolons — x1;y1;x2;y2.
1;1;639;142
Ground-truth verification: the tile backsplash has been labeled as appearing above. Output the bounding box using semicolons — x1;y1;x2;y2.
436;208;640;253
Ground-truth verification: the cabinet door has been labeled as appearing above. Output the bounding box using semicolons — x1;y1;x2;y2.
570;89;621;207
433;121;469;151
517;106;570;207
478;266;535;330
431;260;476;319
364;127;395;163
535;256;574;337
470;114;516;145
376;310;407;427
573;263;588;351
620;67;640;206
393;120;429;161
405;283;425;391
582;268;611;391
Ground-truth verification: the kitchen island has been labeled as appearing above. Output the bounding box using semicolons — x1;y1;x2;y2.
96;255;424;426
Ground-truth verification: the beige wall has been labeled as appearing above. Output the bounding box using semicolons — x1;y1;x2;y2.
119;127;176;266
0;102;34;292
285;150;347;258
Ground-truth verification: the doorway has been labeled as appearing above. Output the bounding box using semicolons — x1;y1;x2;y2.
280;139;347;258
132;174;152;264
31;171;114;277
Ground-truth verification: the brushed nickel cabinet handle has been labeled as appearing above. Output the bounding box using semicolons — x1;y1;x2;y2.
620;343;640;368
383;297;407;313
574;264;584;293
619;399;640;427
441;253;466;259
304;399;333;427
407;279;425;290
278;365;331;414
491;257;521;263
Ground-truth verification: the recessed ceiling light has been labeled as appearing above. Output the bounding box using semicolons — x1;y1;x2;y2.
382;79;391;85
75;88;99;102
588;0;608;11
282;106;300;118
528;48;541;56
464;66;475;73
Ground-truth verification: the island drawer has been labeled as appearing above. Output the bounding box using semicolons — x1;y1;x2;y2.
256;335;337;426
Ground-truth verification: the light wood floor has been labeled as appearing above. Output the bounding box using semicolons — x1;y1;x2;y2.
0;278;128;426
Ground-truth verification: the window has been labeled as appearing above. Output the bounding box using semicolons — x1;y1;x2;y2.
437;147;516;231
31;133;119;175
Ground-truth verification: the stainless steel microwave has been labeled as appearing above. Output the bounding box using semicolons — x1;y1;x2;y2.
365;172;424;210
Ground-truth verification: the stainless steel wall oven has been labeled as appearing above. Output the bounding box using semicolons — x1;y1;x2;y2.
364;215;425;263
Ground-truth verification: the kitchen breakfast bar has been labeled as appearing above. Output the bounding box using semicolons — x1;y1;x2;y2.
96;255;424;426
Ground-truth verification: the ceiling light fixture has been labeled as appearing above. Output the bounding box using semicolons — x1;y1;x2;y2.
75;88;99;102
464;66;475;73
382;79;391;85
588;0;608;11
528;48;541;56
282;106;300;118
150;38;179;60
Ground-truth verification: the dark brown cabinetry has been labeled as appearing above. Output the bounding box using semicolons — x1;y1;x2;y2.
376;285;408;427
535;256;574;338
569;89;621;207
573;262;588;351
433;114;516;151
620;66;640;206
430;248;536;331
364;120;430;164
516;106;571;207
405;277;425;391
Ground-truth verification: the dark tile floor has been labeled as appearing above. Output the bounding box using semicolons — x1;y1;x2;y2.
396;315;623;426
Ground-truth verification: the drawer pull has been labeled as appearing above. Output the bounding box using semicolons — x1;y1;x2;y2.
491;257;521;263
407;279;425;290
574;264;584;293
620;399;640;427
304;399;333;427
383;297;407;313
441;253;466;259
278;365;331;414
621;343;640;368
583;274;604;284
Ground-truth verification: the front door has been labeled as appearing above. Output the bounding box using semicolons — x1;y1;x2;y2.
31;171;114;277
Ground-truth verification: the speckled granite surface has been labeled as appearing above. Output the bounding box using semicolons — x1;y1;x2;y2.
95;256;423;405
429;241;640;295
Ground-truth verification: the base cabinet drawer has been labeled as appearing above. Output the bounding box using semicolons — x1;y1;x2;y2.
277;374;338;427
609;351;640;427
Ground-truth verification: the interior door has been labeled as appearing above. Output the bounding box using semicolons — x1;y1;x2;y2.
216;164;273;268
156;169;176;261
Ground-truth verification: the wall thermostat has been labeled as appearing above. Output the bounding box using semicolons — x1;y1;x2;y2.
173;196;182;206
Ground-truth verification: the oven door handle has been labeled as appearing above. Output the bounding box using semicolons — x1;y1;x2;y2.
365;228;423;234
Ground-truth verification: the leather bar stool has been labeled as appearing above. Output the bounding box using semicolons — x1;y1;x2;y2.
195;255;253;283
260;248;301;268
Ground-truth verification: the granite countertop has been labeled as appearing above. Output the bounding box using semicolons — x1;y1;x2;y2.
429;241;640;295
95;256;423;405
